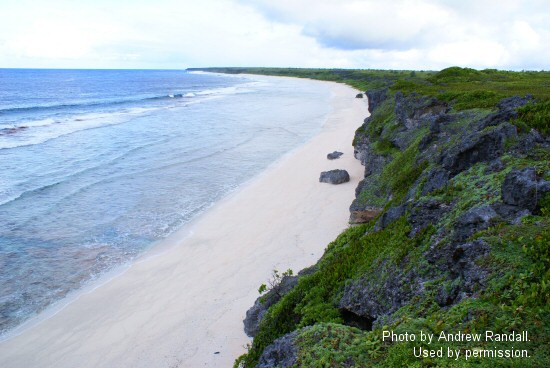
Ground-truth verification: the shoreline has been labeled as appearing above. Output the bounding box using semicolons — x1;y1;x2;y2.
0;78;368;367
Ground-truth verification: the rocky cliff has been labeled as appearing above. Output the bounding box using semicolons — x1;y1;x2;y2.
234;67;550;368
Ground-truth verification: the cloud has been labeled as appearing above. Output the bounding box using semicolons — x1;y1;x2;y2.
239;0;550;70
240;0;451;50
0;0;548;70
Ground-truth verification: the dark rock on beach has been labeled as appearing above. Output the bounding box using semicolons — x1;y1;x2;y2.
319;169;350;184
355;93;363;98
327;151;344;160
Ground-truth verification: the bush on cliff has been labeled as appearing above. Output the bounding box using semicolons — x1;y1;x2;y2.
227;67;550;368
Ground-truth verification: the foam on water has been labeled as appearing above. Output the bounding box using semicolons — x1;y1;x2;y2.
0;69;333;336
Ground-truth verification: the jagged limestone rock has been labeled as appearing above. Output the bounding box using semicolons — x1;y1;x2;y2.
453;204;500;242
365;88;388;114
256;331;298;368
440;123;518;175
501;167;550;211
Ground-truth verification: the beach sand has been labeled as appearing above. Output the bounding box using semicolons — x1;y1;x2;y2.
0;80;368;367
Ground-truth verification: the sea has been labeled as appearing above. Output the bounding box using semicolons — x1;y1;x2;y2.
0;69;332;336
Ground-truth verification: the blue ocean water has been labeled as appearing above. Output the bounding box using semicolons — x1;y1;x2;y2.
0;69;332;335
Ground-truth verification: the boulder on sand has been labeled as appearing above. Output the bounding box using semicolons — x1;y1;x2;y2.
327;151;343;160
319;169;350;184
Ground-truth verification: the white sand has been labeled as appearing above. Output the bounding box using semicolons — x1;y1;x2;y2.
0;80;368;368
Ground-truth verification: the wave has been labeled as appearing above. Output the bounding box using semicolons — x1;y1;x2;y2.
0;108;158;150
0;85;244;117
0;95;174;116
0;129;259;209
0;84;253;151
0;180;63;208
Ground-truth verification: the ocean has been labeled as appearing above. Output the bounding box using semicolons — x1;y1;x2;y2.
0;69;332;336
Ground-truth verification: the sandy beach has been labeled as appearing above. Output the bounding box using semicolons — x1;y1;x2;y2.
0;79;368;368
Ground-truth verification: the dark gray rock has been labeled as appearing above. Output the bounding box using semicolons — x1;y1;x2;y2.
498;95;533;111
339;259;422;328
417;114;457;152
243;276;298;337
427;240;490;305
435;283;460;307
355;93;364;98
491;202;531;224
375;204;407;230
430;113;454;133
354;178;368;198
319;169;350;184
484;159;505;174
418;133;435;151
257;331;298;368
512;129;545;156
501;167;550;211
327;151;344;160
449;240;490;291
453;205;499;242
421;169;450;196
363;151;391;177
477;95;533;130
366;88;388;114
394;92;448;131
440;123;518;175
408;199;451;237
353;133;393;175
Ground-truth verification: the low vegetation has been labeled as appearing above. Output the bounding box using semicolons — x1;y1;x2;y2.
190;67;549;367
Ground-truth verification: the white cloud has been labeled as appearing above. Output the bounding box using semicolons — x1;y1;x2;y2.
239;0;550;70
0;0;548;69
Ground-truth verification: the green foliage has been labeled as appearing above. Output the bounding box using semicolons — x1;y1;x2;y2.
258;269;294;294
240;218;424;366
428;66;485;83
540;193;550;217
514;230;550;308
438;90;501;110
219;66;550;367
371;139;399;156
295;323;380;366
191;67;550;114
515;99;550;135
380;137;427;203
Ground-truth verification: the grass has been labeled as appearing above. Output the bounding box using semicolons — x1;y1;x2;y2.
224;66;550;367
515;99;550;135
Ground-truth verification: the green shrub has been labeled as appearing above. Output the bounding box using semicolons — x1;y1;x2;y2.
515;99;550;135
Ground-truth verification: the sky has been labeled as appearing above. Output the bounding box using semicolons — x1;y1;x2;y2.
0;0;548;70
